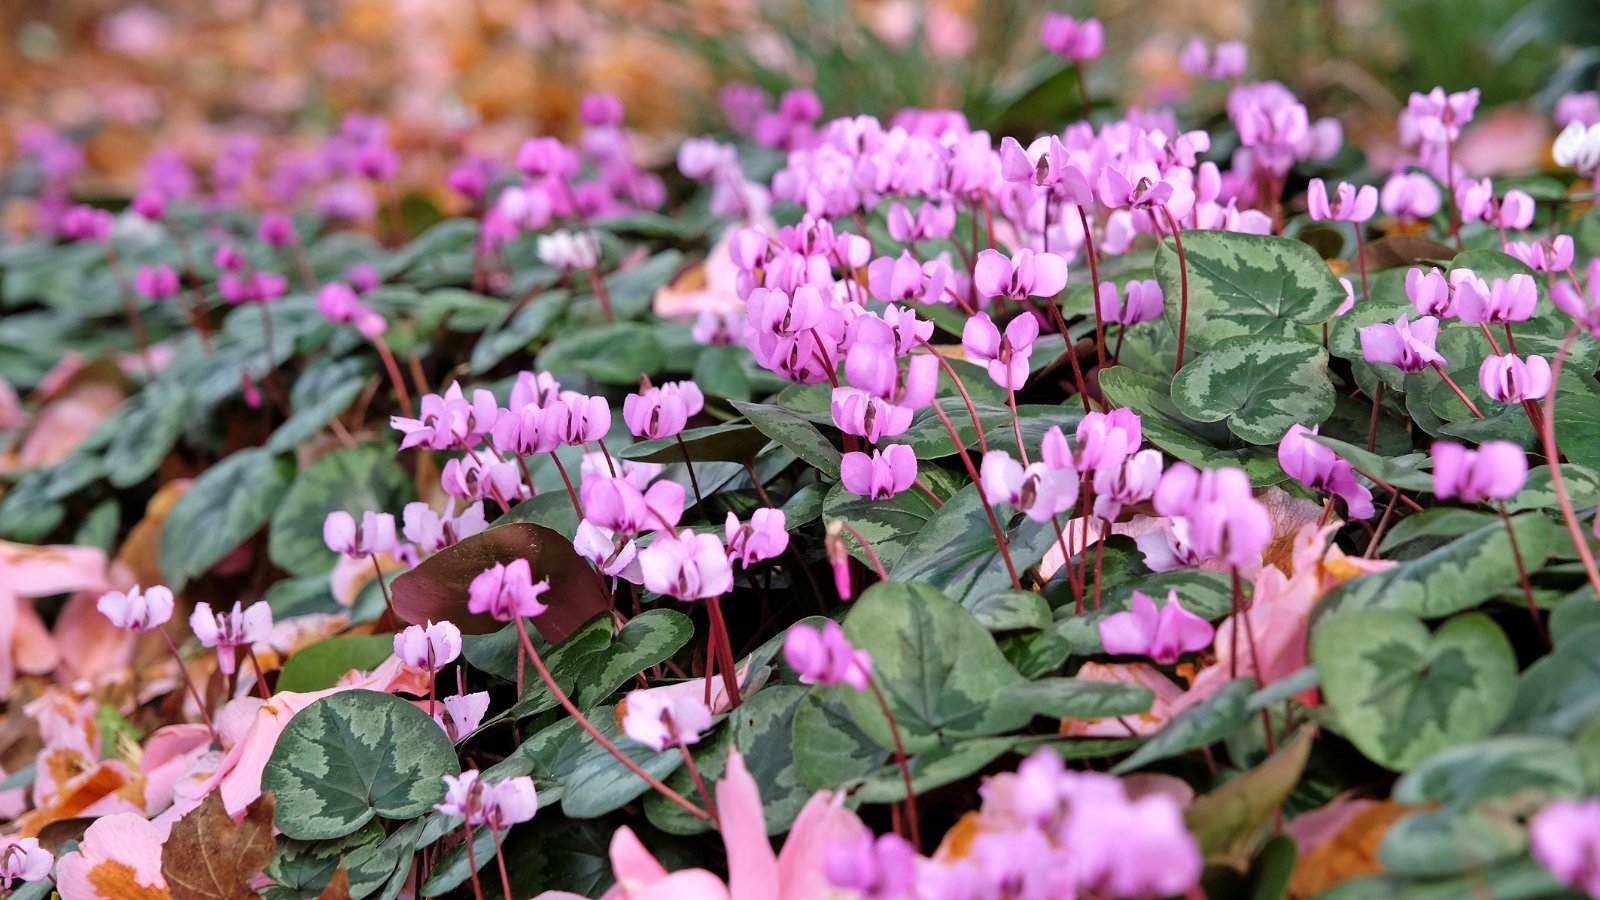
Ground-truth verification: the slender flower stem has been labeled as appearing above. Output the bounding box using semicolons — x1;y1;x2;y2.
836;521;889;582
1430;363;1484;418
1445;138;1463;250
1161;207;1191;372
101;244;152;375
368;554;397;619
706;596;742;709
166;222;214;349
510;617;710;820
549;451;584;518
676;738;720;827
1050;514;1085;614
1007;391;1030;464
1072;62;1093;122
290;239;318;293
461;824;486;900
247;649;273;700
157;626;220;747
675;436;704;506
371;334;415;417
925;394;1021;589
919;339;990;455
1540;327;1600;599
586;268;615;323
866;676;922;852
491;827;514;900
1497;502;1551;648
1366;382;1384;453
1353;226;1371;304
1076;205;1108;368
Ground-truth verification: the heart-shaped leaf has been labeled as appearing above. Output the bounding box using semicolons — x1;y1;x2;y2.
1312;610;1516;770
887;483;1059;603
1171;336;1335;444
160;448;296;590
268;443;414;577
264;690;462;840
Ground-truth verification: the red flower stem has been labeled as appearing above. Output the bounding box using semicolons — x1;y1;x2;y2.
247;649;273;700
291;238;318;293
675;436;705;506
511;617;710;819
1073;62;1093;122
166;222;215;348
913;479;945;507
371;333;416;417
676;738;720;827
925;393;1020;589
1478;323;1503;355
158;626;220;747
1076;205;1109;369
548;451;585;518
866;675;922;852
1050;515;1085;614
1366;382;1384;453
368;554;397;619
919;339;991;455
1092;520;1106;610
1349;468;1426;512
491;826;514;900
595;438;620;477
460;823;486;900
586;268;616;324
1503;323;1519;355
1540;327;1600;599
1498;502;1551;649
1430;363;1484;418
706;596;742;710
836;520;889;581
101;244;152;376
1008;390;1030;465
1160;207;1191;372
1354;227;1371;304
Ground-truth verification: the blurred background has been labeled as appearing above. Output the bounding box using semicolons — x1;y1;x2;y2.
0;0;1593;206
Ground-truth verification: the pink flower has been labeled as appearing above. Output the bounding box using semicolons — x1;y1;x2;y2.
1359;315;1446;371
55;813;168;899
1553;258;1600;336
1432;440;1527;503
1504;235;1575;273
725;509;789;568
436;692;491;743
1278;425;1375;519
437;770;540;830
1407;86;1480;144
258;211;297;247
1153;463;1271;567
1454;273;1538;324
322;510;398;557
134;264;179;301
840;445;918;500
980;450;1079;522
962;312;1039;390
1306;178;1378;223
1039;14;1103;61
1529;796;1600;898
583;477;685;537
1479;353;1552;403
517;137;580;179
537;230;599;271
639;529;734;600
1056;409;1143;473
61;205;114;242
0;836;52;890
784;621;871;692
972;248;1069;300
830;388;914;442
467;559;550;620
190;600;272;676
824;832;917;896
1406;267;1453;317
1099;590;1215;664
1380;172;1442;220
621;689;713;751
624;382;705;440
96;584;174;633
1092;448;1164;520
402;500;488;554
1097;280;1163;326
394;620;462;672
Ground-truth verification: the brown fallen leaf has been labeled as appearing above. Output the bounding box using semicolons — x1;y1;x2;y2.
1289;799;1412;898
316;867;352;900
161;792;277;900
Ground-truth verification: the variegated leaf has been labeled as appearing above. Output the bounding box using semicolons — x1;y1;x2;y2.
1170;335;1334;444
1156;230;1347;352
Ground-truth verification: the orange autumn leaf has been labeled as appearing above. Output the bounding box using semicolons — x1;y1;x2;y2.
1289;800;1413;898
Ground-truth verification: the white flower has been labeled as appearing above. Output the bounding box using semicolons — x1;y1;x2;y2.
1553;121;1600;175
537;230;600;271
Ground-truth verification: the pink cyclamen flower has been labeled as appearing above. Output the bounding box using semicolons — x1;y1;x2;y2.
1380;172;1442;220
1359;315;1445;371
61;204;113;241
1097;280;1163;326
134;264;180;300
979;450;1079;522
621;689;713;751
437;770;539;830
258;211;297;247
1408;86;1479;144
323;510;398;557
784;620;871;691
962;312;1039;391
1432;440;1528;503
623;381;705;440
840;445;918;499
55;813;168;898
1093;448;1164;520
1306;178;1378;223
1278;424;1375;518
394;620;462;672
1504;235;1575;273
516;137;579;179
1153;463;1271;566
1098;590;1215;664
1529;796;1600;898
190;600;273;676
1553;258;1600;337
972;248;1069;301
824;832;918;897
0;836;52;889
317;281;386;337
436;691;491;743
639;528;734;600
1479;353;1552;403
726;509;789;568
96;584;175;633
1454;273;1537;325
1039;13;1103;61
1406;267;1452;317
468;559;550;621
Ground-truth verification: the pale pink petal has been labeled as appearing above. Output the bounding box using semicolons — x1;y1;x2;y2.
717;749;779;900
776;792;866;900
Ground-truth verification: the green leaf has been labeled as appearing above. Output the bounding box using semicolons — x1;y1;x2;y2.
729;400;842;471
536;321;665;384
821;477;945;572
790;689;889;793
276;635;400;693
1170;336;1335;444
1311;610;1517;770
887;483;1057;603
263;690;461;840
838;582;1030;753
994;677;1154;720
103;381;189;487
470;292;570;374
268;444;414;577
160;448;295;590
1316;515;1554;619
854;736;1015;803
1112;678;1256;773
266;821;403;900
1099;365;1285;485
615;424;771;464
1186;728;1313;870
962;589;1052;632
1393;735;1588;808
558;719;683;819
1378;805;1527;880
1155;230;1347;353
1505;464;1600;512
727;685;812;831
1306;432;1435;493
509;610;694;717
267;368;367;455
1500;622;1600;736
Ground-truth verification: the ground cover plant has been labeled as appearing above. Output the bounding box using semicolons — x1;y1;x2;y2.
3;6;1600;899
